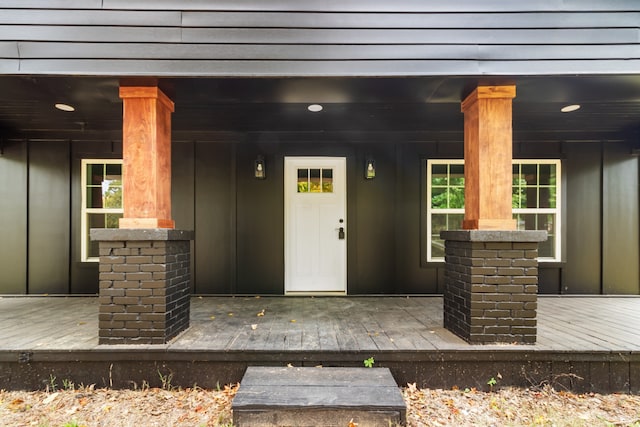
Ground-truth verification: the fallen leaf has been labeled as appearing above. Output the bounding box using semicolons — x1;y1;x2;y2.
257;309;265;317
8;398;25;411
43;392;58;405
287;363;294;368
228;313;234;317
251;324;258;330
209;316;215;320
290;319;296;323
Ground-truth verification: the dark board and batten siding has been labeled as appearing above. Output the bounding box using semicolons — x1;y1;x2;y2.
0;1;638;76
1;139;638;295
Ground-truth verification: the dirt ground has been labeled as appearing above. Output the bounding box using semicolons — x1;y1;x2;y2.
1;382;639;426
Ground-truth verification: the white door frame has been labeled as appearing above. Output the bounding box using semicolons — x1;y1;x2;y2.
284;156;347;295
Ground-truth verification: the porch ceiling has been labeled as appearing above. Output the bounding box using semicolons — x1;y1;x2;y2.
0;75;638;144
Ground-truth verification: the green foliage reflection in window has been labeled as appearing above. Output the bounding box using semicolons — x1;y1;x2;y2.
81;159;123;261
297;168;333;193
431;163;464;209
427;159;561;262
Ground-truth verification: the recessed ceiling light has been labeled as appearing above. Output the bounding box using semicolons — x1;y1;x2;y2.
55;103;75;112
561;104;581;113
307;104;323;112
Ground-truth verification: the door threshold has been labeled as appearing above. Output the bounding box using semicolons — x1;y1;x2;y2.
284;291;347;296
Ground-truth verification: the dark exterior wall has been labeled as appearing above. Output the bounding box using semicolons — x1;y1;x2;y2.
0;140;27;293
602;143;640;294
564;143;602;294
28;141;70;293
0;2;638;77
0;138;638;295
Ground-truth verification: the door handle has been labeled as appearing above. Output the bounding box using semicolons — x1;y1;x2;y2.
338;227;345;240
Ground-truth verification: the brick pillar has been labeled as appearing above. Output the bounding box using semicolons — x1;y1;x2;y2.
91;229;193;345
440;230;547;344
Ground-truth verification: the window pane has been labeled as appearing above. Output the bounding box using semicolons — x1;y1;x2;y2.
513;186;525;208
106;213;122;229
297;169;309;193
105;163;122;178
88;164;103;185
322;169;333;193
514;213;555;258
538;164;554;185
431;213;447;235
309;169;321;193
88;213;106;229
448;187;465;209
449;164;464;185
86;188;103;208
88;239;100;259
431;187;448;209
431;164;447;185
522;164;537;183
103;184;122;209
539;187;553;208
512;163;520;180
431;213;463;258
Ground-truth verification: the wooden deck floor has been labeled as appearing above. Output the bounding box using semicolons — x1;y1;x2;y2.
1;295;639;352
1;296;639;392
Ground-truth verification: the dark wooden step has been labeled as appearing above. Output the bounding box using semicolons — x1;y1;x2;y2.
232;366;406;426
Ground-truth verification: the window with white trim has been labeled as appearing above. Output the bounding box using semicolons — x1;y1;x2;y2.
427;159;561;262
81;159;123;261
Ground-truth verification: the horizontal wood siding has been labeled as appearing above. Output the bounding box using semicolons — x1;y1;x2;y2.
0;2;637;76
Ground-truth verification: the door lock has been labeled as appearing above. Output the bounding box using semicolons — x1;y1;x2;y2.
338;227;345;240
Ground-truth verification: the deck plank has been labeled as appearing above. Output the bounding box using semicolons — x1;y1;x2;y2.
1;296;640;354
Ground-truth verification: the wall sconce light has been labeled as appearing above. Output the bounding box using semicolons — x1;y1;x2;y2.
365;157;376;179
254;155;266;179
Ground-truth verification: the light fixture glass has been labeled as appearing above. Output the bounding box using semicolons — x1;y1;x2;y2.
307;104;323;112
254;155;266;179
561;104;580;113
365;158;376;179
55;103;75;112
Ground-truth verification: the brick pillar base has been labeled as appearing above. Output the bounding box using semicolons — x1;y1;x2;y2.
440;230;547;344
90;229;194;345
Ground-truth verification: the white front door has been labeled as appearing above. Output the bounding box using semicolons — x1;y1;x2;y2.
285;157;347;294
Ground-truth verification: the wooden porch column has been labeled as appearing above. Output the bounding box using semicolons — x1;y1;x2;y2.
461;85;516;230
118;85;175;229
